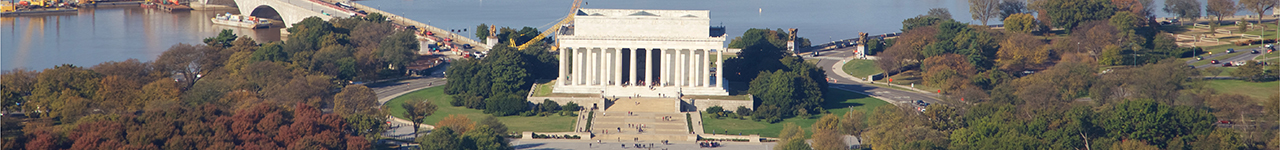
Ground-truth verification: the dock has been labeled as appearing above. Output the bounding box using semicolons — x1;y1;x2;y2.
0;8;78;16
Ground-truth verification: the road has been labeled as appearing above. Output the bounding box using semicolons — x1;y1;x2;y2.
804;47;947;106
366;62;449;143
1188;46;1268;68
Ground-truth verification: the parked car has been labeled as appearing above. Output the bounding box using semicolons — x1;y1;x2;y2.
462;44;473;49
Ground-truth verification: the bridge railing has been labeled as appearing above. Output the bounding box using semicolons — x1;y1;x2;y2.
335;0;488;51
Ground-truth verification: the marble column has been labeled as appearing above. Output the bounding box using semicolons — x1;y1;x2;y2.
629;48;637;86
717;49;724;88
614;48;622;86
678;49;686;87
558;47;567;85
661;49;669;86
644;49;653;86
588;49;595;85
574;48;583;85
702;49;710;87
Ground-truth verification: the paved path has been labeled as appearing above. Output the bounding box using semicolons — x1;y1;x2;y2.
365;62;449;141
806;47;946;106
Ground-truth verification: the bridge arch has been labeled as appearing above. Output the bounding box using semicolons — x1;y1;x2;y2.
231;0;338;28
248;5;284;25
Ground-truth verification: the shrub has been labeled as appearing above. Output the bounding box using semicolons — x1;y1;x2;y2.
484;93;528;116
705;106;724;114
735;106;753;117
540;99;561;112
562;102;580;111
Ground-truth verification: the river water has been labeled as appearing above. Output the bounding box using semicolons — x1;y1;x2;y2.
1;7;283;70
1;0;1262;70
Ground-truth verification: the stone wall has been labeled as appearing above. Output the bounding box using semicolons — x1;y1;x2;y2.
528;96;607;109
681;97;753;112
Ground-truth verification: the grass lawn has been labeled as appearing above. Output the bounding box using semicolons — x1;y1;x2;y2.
880;70;939;92
1205;79;1279;101
385;86;577;132
842;59;882;78
699;89;889;138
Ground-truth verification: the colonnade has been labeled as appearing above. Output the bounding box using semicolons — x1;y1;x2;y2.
558;47;724;88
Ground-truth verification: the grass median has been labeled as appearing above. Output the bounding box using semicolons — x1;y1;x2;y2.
386;86;576;132
699;89;889;138
842;59;882;78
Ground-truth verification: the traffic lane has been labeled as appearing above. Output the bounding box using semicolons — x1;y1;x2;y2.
1194;49;1264;68
369;77;447;104
814;59;945;105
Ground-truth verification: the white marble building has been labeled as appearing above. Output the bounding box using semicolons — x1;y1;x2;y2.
554;8;730;96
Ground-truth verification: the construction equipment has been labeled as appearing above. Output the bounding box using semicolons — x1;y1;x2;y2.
510;0;581;50
2;2;15;12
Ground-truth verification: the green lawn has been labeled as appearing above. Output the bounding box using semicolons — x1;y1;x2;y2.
532;80;555;97
842;59;882;78
1205;79;1279;101
385;86;577;132
699;89;889;138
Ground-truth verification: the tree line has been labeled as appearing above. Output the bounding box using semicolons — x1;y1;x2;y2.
0;13;442;149
722;28;830;123
443;26;558;116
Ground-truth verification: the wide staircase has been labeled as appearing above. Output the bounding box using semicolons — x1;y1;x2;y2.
591;97;694;142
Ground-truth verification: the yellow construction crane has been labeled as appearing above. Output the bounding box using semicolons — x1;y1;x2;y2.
510;0;581;50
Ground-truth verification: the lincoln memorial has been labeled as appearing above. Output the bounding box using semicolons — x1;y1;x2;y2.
553;8;730;97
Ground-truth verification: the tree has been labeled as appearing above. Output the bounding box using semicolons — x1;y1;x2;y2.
736;106;753;117
365;13;386;23
334;85;378;116
1000;0;1028;21
813;114;843;131
779;122;805;141
539;99;560;113
418;127;460;150
996;33;1049;71
402;100;438;138
376;31;419;70
926;8;953;20
971;0;1003;26
1004;13;1038;33
438;115;476;134
840;110;867;136
1240;0;1277;31
1044;0;1116;33
29;64;101;119
775;137;814;150
345;113;388;140
203;29;237;47
811;128;847;150
776;122;813;150
1163;0;1202;25
705;106;725;114
562;102;580;111
478;115;509;135
1206;0;1237;34
460;125;513;150
483;93;528;116
155;43;209;89
476;24;490;41
1;68;39;111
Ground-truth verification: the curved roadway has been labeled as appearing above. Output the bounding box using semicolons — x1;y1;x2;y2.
805;47;947;106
